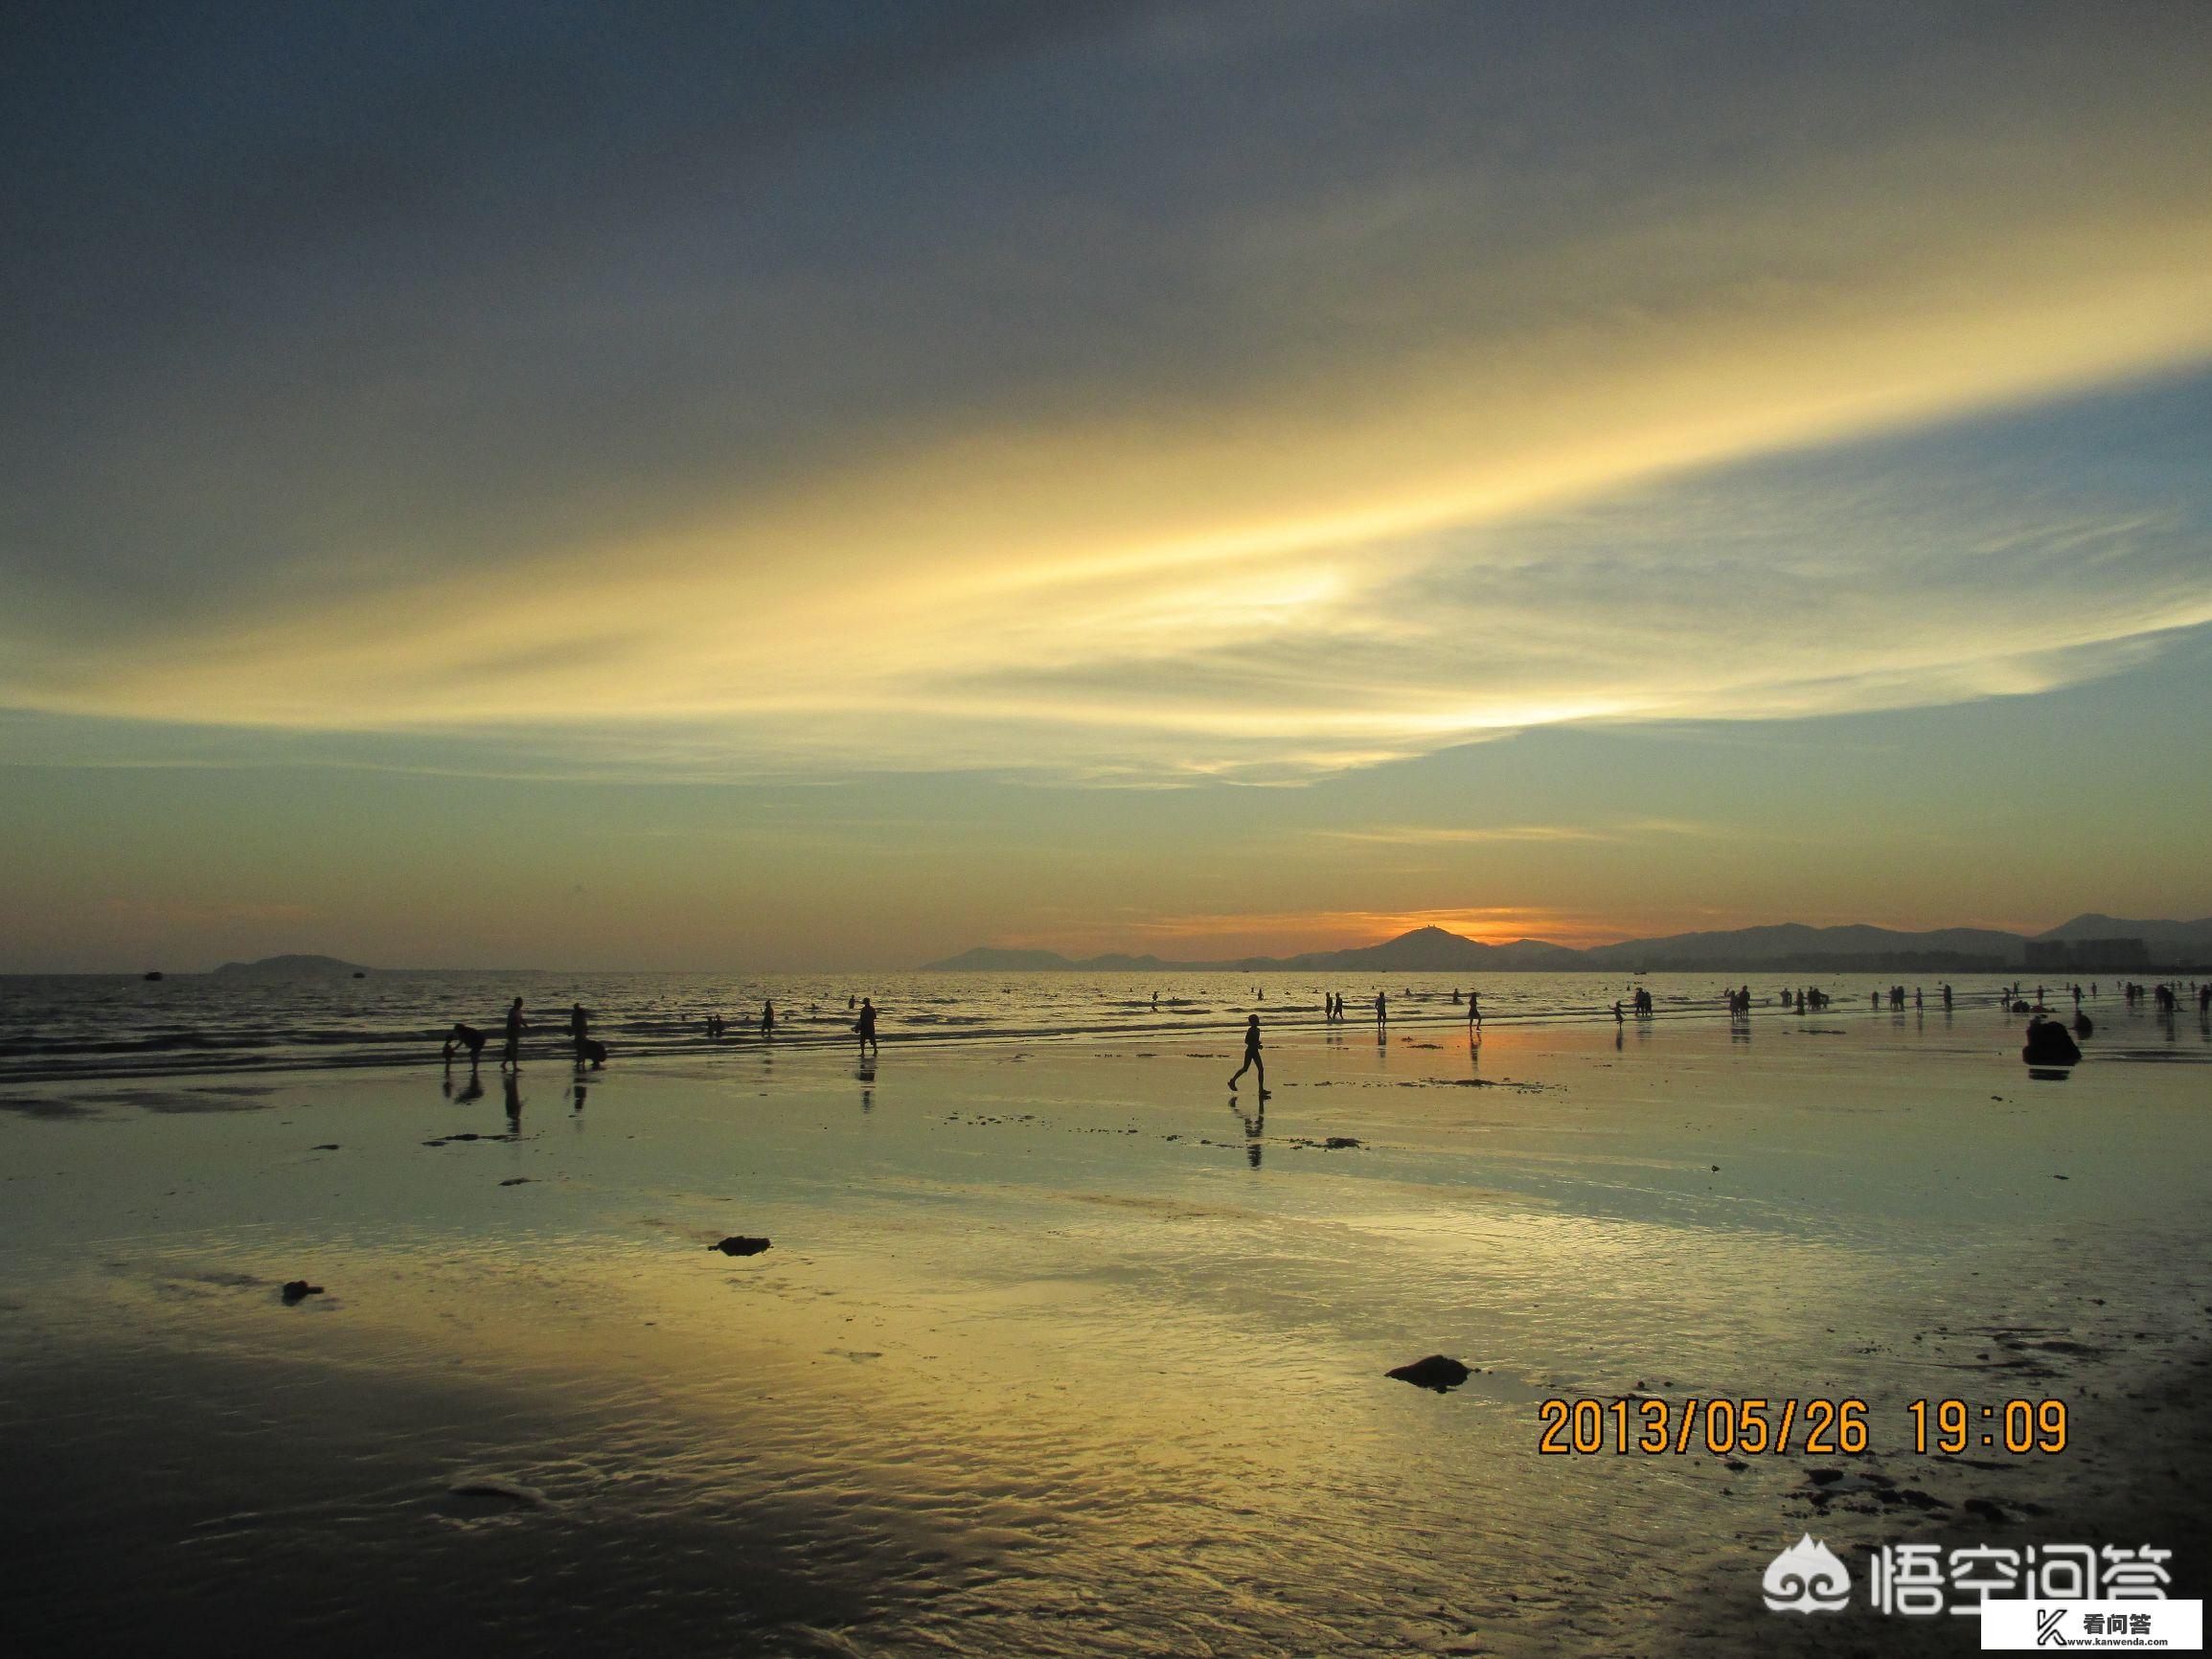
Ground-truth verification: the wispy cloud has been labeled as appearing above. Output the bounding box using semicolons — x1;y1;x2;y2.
4;7;2210;788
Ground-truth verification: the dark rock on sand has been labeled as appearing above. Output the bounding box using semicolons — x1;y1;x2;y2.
281;1281;324;1305
1387;1354;1471;1393
711;1236;772;1257
2022;1021;2083;1066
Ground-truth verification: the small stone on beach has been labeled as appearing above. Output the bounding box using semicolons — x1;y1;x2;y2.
281;1280;323;1304
1387;1354;1471;1393
710;1236;772;1257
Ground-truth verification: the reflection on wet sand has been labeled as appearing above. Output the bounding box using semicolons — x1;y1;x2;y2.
1;1014;2207;1654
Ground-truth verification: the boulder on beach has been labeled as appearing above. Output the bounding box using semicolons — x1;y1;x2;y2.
1386;1354;1471;1393
281;1280;324;1304
710;1236;772;1257
2021;1020;2083;1067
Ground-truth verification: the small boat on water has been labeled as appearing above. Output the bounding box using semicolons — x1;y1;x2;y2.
142;970;163;981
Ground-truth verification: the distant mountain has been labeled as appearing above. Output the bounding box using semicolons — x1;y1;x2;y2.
922;917;2212;973
2034;914;2212;951
1271;925;1585;972
209;954;371;977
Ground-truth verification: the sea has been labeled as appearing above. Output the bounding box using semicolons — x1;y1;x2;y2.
0;966;2043;1085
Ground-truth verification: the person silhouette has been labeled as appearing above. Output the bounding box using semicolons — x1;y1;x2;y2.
443;1022;486;1066
855;996;878;1057
1374;990;1387;1031
1228;1014;1266;1096
761;998;775;1037
567;1002;590;1062
501;997;527;1070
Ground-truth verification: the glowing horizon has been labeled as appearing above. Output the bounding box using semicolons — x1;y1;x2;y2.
3;4;2209;971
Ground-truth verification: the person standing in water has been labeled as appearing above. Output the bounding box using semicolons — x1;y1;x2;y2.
1467;990;1481;1028
1228;1013;1266;1095
567;1002;589;1050
1374;989;1388;1031
501;996;527;1070
761;998;775;1037
855;996;878;1057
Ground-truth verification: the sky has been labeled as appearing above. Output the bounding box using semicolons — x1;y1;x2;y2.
3;1;2209;971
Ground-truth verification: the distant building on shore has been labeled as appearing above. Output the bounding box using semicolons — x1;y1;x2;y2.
2023;938;2150;972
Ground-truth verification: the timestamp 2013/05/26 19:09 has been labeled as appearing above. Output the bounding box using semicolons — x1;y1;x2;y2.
1536;1397;2069;1456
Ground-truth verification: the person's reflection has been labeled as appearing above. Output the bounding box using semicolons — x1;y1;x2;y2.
455;1068;485;1104
1228;1097;1264;1169
441;1060;454;1101
572;1077;586;1115
856;1058;876;1110
1613;1024;1624;1052
503;1070;523;1135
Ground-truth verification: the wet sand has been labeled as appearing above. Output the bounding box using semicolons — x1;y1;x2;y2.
2;1010;2206;1655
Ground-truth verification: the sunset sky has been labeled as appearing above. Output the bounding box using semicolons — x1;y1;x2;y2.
4;2;2210;970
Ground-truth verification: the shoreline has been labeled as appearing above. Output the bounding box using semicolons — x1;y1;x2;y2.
4;977;2178;1092
3;1012;2206;1654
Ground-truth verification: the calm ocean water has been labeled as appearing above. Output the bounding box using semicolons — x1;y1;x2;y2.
0;967;2035;1084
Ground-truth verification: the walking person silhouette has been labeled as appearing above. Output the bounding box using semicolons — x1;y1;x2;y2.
855;996;878;1057
1228;1014;1266;1096
500;997;527;1070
